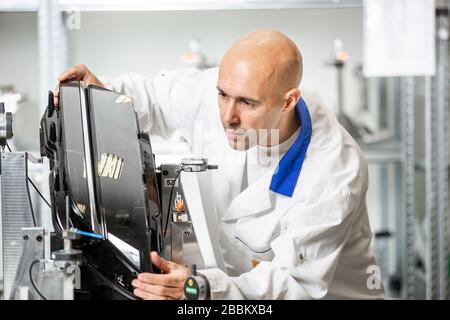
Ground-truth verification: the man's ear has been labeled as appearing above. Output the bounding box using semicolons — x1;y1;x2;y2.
282;88;301;112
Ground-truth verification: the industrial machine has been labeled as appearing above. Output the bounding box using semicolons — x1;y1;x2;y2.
0;81;216;300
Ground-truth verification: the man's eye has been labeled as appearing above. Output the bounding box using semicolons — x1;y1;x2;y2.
240;100;252;106
218;91;226;97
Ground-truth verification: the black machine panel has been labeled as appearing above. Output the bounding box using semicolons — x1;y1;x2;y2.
40;81;163;299
88;87;161;270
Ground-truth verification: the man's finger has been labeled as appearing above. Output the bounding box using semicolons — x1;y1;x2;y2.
137;272;182;287
150;251;172;273
132;279;182;300
57;65;86;82
133;288;172;300
53;85;59;107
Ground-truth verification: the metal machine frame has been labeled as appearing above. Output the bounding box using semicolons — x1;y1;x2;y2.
0;83;214;300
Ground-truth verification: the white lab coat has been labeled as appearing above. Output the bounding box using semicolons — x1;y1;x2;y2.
99;67;384;300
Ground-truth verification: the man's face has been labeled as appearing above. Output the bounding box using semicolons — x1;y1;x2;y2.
217;60;284;151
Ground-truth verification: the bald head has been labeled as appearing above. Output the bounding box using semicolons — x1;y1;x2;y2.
221;30;302;96
218;30;303;150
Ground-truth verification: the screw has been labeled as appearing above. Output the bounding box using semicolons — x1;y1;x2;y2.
23;235;29;241
299;253;305;264
163;170;168;176
36;235;43;242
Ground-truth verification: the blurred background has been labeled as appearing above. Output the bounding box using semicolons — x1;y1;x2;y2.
0;0;449;299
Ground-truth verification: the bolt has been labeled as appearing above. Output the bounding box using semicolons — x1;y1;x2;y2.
23;235;29;241
36;235;43;242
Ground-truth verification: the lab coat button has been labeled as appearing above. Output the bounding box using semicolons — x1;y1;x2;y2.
299;253;305;264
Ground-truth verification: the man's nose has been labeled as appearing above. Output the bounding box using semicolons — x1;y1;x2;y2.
222;100;240;127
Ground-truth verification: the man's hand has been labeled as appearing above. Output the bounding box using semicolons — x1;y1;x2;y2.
53;64;104;106
132;251;192;300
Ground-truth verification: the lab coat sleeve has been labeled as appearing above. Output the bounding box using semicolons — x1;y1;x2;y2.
199;189;361;300
98;68;206;140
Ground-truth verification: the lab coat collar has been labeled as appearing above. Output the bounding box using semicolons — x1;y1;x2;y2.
269;97;312;197
222;98;312;221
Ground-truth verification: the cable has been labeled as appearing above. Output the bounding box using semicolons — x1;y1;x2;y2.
29;260;47;300
4;142;53;228
28;178;51;209
6;142;51;207
5;142;51;208
26;177;37;227
75;229;104;239
5;143;35;226
52;205;63;238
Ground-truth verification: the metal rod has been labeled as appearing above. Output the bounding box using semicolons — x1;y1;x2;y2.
401;77;416;299
38;0;69;117
436;10;449;300
379;164;390;292
425;75;438;299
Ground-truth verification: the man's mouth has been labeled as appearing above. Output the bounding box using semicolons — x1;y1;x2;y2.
225;129;246;138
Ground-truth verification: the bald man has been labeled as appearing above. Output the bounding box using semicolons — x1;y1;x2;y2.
55;30;384;300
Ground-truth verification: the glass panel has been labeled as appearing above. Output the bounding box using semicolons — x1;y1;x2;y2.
59;83;91;219
88;87;159;270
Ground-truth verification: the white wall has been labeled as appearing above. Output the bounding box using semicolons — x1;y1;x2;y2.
0;12;40;151
68;8;363;116
0;8;364;145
